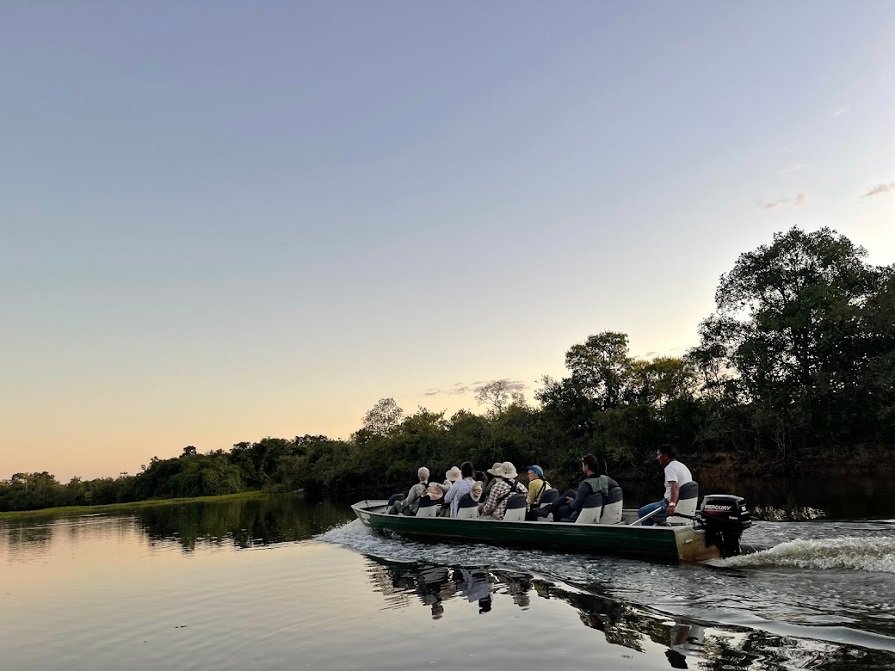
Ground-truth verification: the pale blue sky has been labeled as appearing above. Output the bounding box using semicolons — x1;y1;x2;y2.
2;1;893;480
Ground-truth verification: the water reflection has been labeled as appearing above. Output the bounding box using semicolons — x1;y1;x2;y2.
0;494;354;558
363;557;895;670
133;495;350;550
2;521;53;559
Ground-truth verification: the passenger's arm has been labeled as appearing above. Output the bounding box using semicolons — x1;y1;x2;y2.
479;484;501;517
668;481;679;512
527;481;538;504
569;481;591;512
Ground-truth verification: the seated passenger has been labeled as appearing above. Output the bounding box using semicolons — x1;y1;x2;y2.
539;454;608;522
444;462;476;517
523;465;552;505
440;466;463;516
395;466;435;515
637;445;692;526
479;462;529;520
482;462;502;497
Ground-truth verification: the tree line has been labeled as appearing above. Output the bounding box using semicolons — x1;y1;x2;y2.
2;226;892;512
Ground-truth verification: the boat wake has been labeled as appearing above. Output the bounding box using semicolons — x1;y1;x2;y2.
712;535;895;573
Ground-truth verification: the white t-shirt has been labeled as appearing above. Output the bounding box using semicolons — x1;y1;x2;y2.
663;460;692;500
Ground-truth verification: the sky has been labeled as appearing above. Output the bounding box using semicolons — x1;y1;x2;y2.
1;1;893;482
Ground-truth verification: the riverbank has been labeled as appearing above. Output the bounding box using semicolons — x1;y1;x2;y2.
0;490;271;520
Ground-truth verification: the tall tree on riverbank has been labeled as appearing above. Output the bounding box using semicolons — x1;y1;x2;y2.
688;226;893;468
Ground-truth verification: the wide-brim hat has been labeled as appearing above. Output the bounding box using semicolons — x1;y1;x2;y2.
487;462;504;476
445;466;462;482
525;465;544;479
425;483;444;500
470;481;484;502
502;461;519;479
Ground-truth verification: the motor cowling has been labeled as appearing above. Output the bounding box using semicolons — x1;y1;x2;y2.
697;494;752;558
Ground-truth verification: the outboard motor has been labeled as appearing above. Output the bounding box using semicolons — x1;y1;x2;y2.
697;494;752;558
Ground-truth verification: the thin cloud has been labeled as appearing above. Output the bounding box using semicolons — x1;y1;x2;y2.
832;106;850;118
758;193;809;209
472;379;526;393
424;385;470;397
863;183;895;198
781;162;805;174
425;378;527;397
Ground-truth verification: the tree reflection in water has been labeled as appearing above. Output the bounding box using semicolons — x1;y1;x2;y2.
363;557;895;670
132;494;351;550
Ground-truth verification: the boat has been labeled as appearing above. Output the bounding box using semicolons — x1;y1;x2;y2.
351;492;752;563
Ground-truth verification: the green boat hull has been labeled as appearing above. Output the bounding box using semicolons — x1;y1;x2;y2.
351;500;721;562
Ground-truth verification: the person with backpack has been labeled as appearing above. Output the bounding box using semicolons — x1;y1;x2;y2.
523;465;552;505
479;462;529;520
394;466;447;515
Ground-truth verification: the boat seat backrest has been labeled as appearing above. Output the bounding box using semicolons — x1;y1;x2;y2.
455;493;479;519
666;481;699;525
502;493;527;522
457;492;477;508
599;486;624;524
416;498;440;517
679;481;698;499
574;492;603;525
538;488;561;507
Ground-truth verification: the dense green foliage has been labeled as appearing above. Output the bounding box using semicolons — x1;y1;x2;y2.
2;227;892;512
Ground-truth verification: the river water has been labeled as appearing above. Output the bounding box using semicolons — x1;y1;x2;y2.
1;489;893;670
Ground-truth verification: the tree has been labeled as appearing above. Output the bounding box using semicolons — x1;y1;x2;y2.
475;379;526;415
689;226;889;465
565;332;633;410
360;398;404;437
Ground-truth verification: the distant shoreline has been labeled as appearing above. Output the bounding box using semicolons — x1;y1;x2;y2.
0;490;274;520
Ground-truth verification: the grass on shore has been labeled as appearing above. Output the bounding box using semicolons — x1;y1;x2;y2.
0;490;273;520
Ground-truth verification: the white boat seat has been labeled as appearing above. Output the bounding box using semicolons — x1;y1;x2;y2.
416;499;440;518
599;486;624;524
574;492;603;525
455;493;479;519
666;481;699;525
502;493;528;522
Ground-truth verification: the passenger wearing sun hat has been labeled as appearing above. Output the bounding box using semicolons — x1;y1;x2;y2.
444;462;475;517
444;466;462;486
479;461;529;520
481;462;503;500
523;465;552;505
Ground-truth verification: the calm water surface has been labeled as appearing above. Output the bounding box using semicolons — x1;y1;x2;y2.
1;489;894;670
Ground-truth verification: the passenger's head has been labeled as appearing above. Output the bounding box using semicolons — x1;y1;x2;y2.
445;466;462;483
460;461;474;478
581;454;601;476
487;462;504;478
417;466;430;482
656;445;676;465
524;465;544;481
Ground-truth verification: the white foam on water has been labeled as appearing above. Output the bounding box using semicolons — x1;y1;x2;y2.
712;535;895;573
